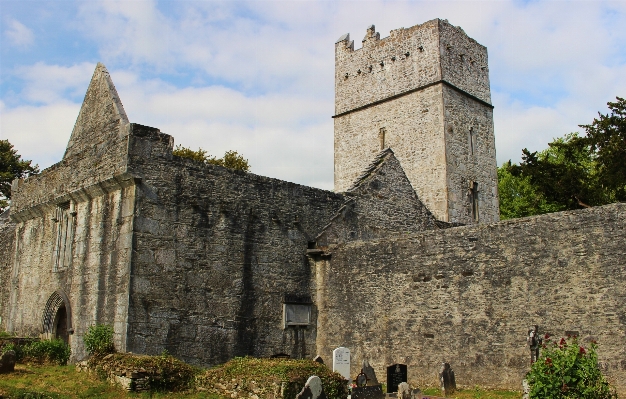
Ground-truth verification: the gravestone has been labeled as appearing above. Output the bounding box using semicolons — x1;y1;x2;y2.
356;370;367;387
313;355;324;364
386;363;407;393
351;385;385;399
362;359;379;386
295;375;327;399
438;363;456;396
397;382;412;399
0;350;15;373
332;347;351;381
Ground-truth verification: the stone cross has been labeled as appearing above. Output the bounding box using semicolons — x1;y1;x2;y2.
332;347;351;382
362;359;379;386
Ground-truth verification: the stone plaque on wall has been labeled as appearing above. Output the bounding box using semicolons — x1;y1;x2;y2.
332;347;351;381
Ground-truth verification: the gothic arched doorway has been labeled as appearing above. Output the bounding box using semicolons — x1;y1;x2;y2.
42;290;73;343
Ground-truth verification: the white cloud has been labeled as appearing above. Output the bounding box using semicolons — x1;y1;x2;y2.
4;19;34;47
0;101;79;169
13;62;95;104
2;0;626;189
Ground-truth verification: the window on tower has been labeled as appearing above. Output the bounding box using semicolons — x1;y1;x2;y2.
379;127;386;150
470;182;479;222
469;127;476;155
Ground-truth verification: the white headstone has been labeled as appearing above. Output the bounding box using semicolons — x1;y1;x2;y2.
332;346;351;382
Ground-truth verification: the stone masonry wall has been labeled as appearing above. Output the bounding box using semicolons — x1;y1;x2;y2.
10;64;130;218
334;19;497;225
0;211;16;331
5;187;135;361
443;85;499;224
438;21;491;105
334;87;448;218
334;20;441;116
314;203;626;394
317;149;439;247
2;62;135;360
125;124;345;367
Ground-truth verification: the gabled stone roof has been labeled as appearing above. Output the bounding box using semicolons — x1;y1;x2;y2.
345;147;394;192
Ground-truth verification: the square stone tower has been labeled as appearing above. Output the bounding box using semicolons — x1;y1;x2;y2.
334;19;499;224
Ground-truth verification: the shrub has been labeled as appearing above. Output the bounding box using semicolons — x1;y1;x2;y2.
90;352;199;392
526;335;618;399
173;145;251;172
21;339;71;365
83;324;115;357
199;357;347;399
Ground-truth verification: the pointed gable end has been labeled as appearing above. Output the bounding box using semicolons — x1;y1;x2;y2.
64;63;129;160
315;149;440;247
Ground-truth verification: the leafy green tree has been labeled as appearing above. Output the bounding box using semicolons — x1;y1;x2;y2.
173;145;250;172
579;96;626;201
526;335;617;399
500;97;625;217
0;140;39;212
498;161;563;219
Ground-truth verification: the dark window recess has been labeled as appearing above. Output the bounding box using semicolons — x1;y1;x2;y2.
469;127;476;155
470;181;479;222
283;294;312;304
424;333;435;339
461;270;474;277
379;127;386;150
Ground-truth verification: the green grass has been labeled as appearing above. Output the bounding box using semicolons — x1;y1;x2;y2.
0;363;522;399
0;364;224;399
422;386;522;399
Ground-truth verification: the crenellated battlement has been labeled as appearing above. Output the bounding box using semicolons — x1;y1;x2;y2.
334;19;491;116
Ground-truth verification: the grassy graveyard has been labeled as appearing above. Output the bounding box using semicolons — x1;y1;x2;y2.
0;362;524;399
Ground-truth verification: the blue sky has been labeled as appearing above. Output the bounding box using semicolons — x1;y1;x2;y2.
1;0;626;190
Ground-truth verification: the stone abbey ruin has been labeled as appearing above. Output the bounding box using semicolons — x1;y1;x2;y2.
0;18;624;392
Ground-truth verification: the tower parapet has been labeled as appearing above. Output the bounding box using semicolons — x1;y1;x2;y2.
334;19;499;224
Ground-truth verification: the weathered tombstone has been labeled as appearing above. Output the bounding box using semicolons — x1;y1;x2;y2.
438;363;456;396
522;379;530;399
0;350;16;373
295;375;327;399
386;363;407;393
356;369;367;387
527;325;542;364
332;347;351;382
351;385;385;399
398;382;412;399
313;355;324;364
362;359;379;386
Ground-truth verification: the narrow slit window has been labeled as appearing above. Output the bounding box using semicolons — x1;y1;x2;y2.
379;127;386;150
469;127;476;155
470;182;479;222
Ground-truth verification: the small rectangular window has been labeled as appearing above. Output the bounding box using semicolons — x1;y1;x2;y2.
379;127;386;150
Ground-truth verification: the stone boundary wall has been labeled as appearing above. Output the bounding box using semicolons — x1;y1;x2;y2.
0;211;15;330
314;203;626;394
125;124;346;366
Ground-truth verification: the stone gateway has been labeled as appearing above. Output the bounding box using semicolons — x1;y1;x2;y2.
0;19;625;394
